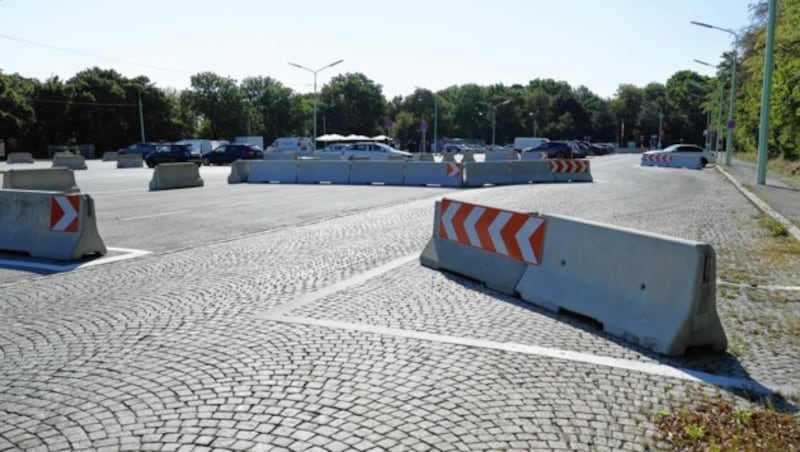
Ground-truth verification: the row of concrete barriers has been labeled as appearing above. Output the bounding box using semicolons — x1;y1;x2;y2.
420;198;728;357
641;153;706;170
228;159;593;187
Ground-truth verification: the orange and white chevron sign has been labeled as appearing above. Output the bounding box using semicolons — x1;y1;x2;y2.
642;154;672;163
446;162;462;177
438;198;546;265
548;160;589;173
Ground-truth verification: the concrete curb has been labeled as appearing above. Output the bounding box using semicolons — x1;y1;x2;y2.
716;164;800;242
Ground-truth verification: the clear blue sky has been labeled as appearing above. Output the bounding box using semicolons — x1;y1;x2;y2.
0;0;755;99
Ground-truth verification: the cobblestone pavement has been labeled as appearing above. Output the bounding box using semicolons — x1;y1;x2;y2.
1;156;798;451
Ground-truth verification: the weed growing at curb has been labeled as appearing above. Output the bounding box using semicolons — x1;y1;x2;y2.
655;400;800;451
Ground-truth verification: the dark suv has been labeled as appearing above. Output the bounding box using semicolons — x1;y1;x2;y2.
145;143;201;168
119;142;158;156
525;141;577;159
202;143;264;165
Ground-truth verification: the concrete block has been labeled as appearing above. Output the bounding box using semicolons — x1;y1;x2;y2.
148;162;204;190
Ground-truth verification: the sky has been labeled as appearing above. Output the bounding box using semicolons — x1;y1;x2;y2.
0;0;756;100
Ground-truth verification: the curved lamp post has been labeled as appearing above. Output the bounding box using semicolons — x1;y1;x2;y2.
691;21;739;166
288;59;344;149
479;99;512;147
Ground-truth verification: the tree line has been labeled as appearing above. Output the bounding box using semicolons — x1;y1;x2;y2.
0;1;795;159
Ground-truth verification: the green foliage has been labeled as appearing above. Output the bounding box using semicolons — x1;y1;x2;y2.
734;0;800;160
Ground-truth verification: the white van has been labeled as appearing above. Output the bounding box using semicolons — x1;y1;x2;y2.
513;137;549;151
268;137;313;152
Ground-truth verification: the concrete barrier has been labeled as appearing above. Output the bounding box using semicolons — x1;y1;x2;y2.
1;168;80;193
148;162;204;190
420;198;727;356
228;160;250;184
297;160;351;184
102;151;119;161
6;152;35;164
462;162;513;187
509;160;555;183
117;153;144;168
460;152;476;162
403;162;463;187
0;190;106;260
248;160;298;183
265;151;298;161
439;153;456;162
484;150;519;162
416;153;435;162
549;159;593;182
641;153;703;170
349;161;405;185
52;152;87;170
520;151;548;161
316;152;343;161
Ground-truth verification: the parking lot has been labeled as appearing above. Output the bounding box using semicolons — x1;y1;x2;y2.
1;154;799;450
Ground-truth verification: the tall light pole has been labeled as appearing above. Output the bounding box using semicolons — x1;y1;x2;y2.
288;59;344;150
756;0;778;185
138;89;146;142
691;21;739;166
479;99;511;147
415;87;439;152
694;58;723;152
528;112;538;136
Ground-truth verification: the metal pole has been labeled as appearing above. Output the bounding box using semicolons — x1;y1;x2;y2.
312;73;318;149
725;48;737;166
534;118;538;136
715;82;724;152
705;110;711;150
138;90;146;142
491;108;496;147
433;95;438;153
756;0;778;185
658;112;663;149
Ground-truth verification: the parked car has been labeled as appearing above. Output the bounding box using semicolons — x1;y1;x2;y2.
643;144;716;167
202;143;264;165
118;142;158;155
341;142;413;160
441;144;469;153
526;141;578;159
145;143;201;168
319;143;348;154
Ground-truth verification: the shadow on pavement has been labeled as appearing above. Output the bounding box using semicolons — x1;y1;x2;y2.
442;271;798;414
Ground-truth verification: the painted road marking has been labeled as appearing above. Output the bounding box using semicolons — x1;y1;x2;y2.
121;210;190;221
0;247;151;273
256;251;781;396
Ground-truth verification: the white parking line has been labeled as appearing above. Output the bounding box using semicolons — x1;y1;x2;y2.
121;210;190;221
0;247;151;272
260;314;777;395
256;250;783;396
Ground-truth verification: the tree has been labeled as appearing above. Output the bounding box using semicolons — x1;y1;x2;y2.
240;76;306;142
320;73;386;135
0;72;36;152
186;72;253;140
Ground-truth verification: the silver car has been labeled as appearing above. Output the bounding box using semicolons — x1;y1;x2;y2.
341;142;413;160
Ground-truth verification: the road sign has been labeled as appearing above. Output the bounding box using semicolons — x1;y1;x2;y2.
438;199;546;265
727;120;736;130
420;120;428;132
50;195;79;232
385;118;393;129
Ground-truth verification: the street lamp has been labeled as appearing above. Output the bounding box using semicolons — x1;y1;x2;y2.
288;59;344;149
691;20;739;166
694;58;726;153
415;87;438;152
479;99;512;147
756;0;778;185
528;112;538;136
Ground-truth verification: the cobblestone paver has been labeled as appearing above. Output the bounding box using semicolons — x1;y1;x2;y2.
1;157;798;450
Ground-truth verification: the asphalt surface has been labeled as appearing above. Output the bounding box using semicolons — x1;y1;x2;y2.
1;155;798;451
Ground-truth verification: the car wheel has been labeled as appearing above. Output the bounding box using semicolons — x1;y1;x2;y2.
202;159;210;166
146;162;154;168
554;151;567;159
701;158;708;168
